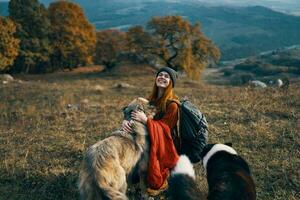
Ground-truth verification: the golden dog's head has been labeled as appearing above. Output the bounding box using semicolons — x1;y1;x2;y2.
123;97;156;121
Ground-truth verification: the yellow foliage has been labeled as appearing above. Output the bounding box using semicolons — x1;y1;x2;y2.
94;29;127;68
48;1;96;68
147;16;221;79
0;17;19;71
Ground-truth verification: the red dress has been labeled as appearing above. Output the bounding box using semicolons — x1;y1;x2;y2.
146;102;179;189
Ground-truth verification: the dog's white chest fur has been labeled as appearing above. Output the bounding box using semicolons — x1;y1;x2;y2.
203;144;237;171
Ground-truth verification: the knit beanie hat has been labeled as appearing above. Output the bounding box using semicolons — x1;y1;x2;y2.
156;67;178;87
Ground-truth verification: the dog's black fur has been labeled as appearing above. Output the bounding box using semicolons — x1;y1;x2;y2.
167;155;203;200
200;143;256;200
168;174;200;200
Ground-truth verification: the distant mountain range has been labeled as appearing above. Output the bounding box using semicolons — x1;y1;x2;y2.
188;0;300;15
1;0;300;60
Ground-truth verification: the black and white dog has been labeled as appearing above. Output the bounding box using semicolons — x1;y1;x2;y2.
167;155;202;200
201;143;256;200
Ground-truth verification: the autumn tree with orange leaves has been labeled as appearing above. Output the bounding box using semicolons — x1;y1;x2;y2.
48;1;96;70
0;17;19;72
94;30;127;70
126;25;155;63
9;0;51;73
128;16;220;79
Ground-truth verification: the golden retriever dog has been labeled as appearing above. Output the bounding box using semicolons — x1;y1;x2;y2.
78;97;154;200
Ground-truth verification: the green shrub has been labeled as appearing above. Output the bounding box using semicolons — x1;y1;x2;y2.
271;58;300;67
254;63;284;76
230;72;254;85
233;59;262;71
234;60;286;76
221;68;233;76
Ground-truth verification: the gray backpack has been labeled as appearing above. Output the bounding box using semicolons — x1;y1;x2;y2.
176;99;209;163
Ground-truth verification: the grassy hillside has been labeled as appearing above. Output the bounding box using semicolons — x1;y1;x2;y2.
0;65;299;199
219;47;300;85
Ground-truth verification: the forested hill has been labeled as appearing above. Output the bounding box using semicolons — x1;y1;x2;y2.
1;0;300;60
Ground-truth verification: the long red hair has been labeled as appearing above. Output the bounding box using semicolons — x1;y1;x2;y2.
148;79;178;112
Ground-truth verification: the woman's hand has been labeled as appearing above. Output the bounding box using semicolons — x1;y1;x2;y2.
131;111;148;124
121;120;133;134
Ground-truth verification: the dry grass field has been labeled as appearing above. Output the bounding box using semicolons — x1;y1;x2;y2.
0;64;299;200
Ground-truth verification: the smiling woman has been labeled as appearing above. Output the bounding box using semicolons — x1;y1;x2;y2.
156;71;170;87
121;67;180;197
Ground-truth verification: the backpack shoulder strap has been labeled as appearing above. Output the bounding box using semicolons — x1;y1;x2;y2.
167;99;182;153
167;99;181;134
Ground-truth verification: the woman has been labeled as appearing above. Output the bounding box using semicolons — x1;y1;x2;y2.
122;67;180;196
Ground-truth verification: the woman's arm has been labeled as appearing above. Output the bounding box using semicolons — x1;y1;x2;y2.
131;102;178;128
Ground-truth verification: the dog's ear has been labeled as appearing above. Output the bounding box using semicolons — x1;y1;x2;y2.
225;142;233;147
136;97;149;111
137;97;149;105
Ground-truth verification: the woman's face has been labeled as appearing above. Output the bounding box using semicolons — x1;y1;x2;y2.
156;71;171;88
